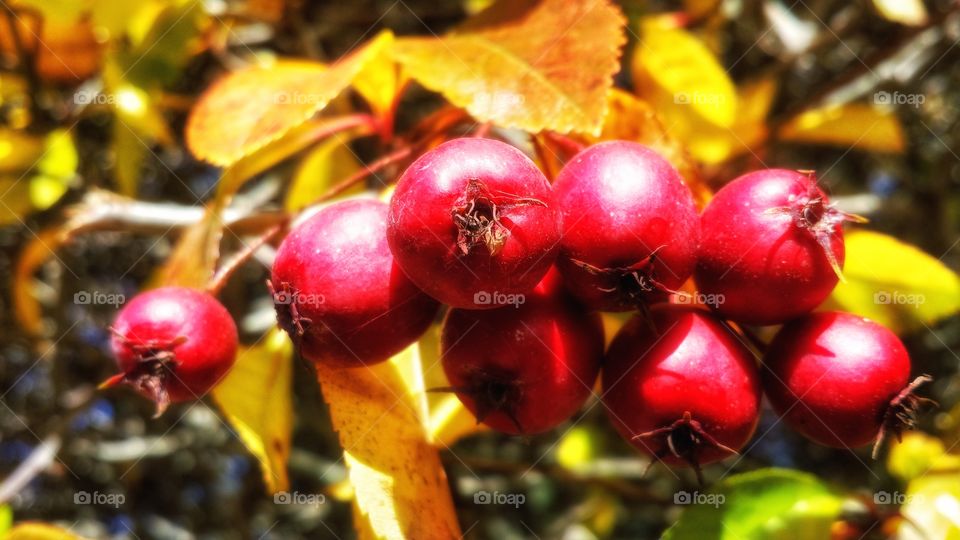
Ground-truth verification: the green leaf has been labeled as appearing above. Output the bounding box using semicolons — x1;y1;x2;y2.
826;230;960;333
0;505;11;534
663;468;844;540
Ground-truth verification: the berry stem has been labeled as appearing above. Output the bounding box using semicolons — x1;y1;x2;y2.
872;375;936;459
633;411;737;486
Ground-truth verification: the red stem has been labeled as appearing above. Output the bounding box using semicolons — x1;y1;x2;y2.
207;223;285;296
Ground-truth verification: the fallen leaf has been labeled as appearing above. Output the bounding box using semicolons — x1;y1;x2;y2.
187;31;392;166
393;0;626;135
825;229;960;333
778;103;905;153
315;343;461;539
212;329;294;493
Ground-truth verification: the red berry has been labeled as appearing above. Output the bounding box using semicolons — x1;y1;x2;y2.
552;141;699;312
107;287;238;416
271;199;439;367
762;311;931;456
695;169;862;325
602;305;760;481
388;138;560;309
440;269;604;435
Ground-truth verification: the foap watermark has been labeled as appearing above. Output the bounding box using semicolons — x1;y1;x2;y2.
74;491;125;508
272;91;326;105
473;291;525;308
874;491;922;505
674;490;725;508
673;291;725;308
273;290;325;307
473;490;525;508
874;91;925;108
873;290;925;307
274;491;326;506
674;91;727;106
74;290;125;307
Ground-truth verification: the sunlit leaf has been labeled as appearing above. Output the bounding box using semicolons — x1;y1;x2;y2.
315;343;462;539
352;31;405;121
285;135;362;212
888;432;960;483
0;504;11;533
5;522;85;539
663;468;844;539
187;31;392;166
556;426;600;471
118;0;207;88
826;230;960;333
393;0;626;136
899;472;960;540
0;129;78;225
779;103;905;153
633;20;737;128
212;329;293;494
872;0;928;26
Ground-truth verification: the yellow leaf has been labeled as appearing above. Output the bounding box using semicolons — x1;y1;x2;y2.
779;103;905;153
826;230;960;333
352;31;404;120
212;329;293;493
315;343;461;539
187;31;392;166
0;129;78;225
393;0;626;135
888;432;960;482
900;472;960;540
148;208;223;289
5;522;87;540
872;0;928;26
633;20;737;128
285;136;363;212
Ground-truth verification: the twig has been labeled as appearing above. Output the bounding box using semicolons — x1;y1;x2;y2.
207;222;285;296
313;144;414;204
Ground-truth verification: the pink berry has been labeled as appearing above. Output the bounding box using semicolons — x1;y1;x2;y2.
388;138;560;309
552;141;700;312
762;311;931;456
602;305;760;481
271;199;439;367
695;169;863;325
440;269;604;434
107;287;238;415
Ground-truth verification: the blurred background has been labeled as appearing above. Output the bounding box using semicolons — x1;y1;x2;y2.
0;0;959;538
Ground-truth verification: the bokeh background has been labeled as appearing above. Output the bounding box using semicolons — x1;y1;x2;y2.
1;0;959;538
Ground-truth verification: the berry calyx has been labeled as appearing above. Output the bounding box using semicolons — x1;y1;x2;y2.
695;169;862;325
106;287;238;416
271;199;439;367
388;138;561;309
761;311;933;456
440;269;604;434
602;305;761;482
552;141;700;312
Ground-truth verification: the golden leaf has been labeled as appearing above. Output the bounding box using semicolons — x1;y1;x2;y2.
5;522;87;540
778;103;905;153
352;31;405;121
633;20;737;128
212;329;294;493
0;129;78;225
393;0;626;135
148;207;223;290
315;343;461;539
825;230;960;333
285;135;363;212
186;31;392;166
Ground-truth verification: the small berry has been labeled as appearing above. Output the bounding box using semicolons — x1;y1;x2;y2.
695;169;864;325
440;269;604;434
106;287;238;416
388;138;560;309
602;305;760;482
271;199;439;367
552;141;700;312
762;311;932;456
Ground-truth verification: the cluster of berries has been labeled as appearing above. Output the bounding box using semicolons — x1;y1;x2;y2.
105;138;930;479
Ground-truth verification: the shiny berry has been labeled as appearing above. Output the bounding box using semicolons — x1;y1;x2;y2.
271;199;439;367
388;138;560;309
